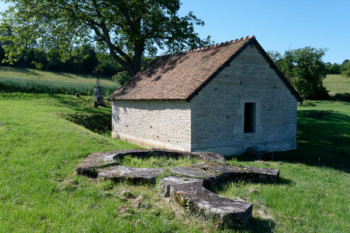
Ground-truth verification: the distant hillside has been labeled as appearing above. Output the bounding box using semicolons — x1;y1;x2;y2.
324;74;350;96
0;66;120;95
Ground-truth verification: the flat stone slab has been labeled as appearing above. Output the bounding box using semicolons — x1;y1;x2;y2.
76;150;121;176
170;166;214;179
76;149;225;177
158;176;252;228
98;165;165;183
191;162;280;183
191;152;226;164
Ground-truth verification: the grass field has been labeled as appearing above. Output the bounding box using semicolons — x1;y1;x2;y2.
324;74;350;96
0;69;349;232
0;66;120;95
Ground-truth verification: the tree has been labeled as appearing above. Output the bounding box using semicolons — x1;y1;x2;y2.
0;0;211;77
270;47;329;99
324;62;341;74
340;59;350;78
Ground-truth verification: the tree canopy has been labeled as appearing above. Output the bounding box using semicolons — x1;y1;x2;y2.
269;47;329;99
0;0;211;76
340;59;350;78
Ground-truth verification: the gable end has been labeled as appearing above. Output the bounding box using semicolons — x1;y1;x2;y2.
186;38;302;103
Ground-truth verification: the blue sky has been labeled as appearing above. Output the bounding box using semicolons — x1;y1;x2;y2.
0;0;349;63
179;0;349;64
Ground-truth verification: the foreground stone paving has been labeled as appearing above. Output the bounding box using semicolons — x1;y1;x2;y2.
76;149;279;228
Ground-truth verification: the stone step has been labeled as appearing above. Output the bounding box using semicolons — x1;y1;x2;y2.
97;165;165;183
158;176;252;228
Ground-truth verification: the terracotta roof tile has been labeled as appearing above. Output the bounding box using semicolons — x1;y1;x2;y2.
109;36;302;102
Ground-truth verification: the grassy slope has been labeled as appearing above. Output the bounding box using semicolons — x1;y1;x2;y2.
0;66;120;95
0;71;349;232
324;74;350;96
0;93;212;232
1;97;349;233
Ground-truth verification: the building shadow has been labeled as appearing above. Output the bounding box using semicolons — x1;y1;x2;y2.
237;110;350;173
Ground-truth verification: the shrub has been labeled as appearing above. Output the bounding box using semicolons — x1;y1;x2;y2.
342;68;350;78
300;100;316;107
333;93;350;102
112;71;130;85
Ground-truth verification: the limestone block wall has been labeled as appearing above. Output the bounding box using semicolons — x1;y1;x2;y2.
112;100;191;151
190;44;297;155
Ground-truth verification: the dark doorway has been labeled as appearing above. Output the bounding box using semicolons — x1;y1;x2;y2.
244;103;256;133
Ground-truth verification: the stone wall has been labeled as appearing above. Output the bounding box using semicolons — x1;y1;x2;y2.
190;44;297;155
112;100;191;151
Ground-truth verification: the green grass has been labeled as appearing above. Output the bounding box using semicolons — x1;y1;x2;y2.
221;100;350;232
0;66;120;95
324;74;350;96
0;93;213;232
0;69;350;232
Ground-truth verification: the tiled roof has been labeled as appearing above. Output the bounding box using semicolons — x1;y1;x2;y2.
108;36;302;102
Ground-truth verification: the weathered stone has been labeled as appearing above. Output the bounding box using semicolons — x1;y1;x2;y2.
76;150;121;176
191;162;279;183
98;165;165;184
170;166;214;179
76;149;280;229
191;152;226;164
76;149;222;177
158;176;252;228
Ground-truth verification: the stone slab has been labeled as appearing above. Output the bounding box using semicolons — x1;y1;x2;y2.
191;162;279;183
191;152;226;164
170;166;214;179
76;149;223;177
158;176;252;228
76;150;121;176
98;165;165;183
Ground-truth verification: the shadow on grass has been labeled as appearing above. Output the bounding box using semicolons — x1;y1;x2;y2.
57;111;111;135
238;110;350;173
240;218;275;233
51;93;111;112
50;94;112;135
333;93;350;102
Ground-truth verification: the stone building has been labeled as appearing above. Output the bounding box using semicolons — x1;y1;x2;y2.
108;36;302;156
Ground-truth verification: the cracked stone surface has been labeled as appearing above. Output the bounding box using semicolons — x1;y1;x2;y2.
98;165;165;183
76;149;280;229
158;176;252;228
76;149;148;176
170;166;215;179
191;162;280;183
76;149;225;177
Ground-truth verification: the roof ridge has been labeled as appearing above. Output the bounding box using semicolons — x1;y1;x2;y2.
158;35;255;58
